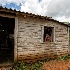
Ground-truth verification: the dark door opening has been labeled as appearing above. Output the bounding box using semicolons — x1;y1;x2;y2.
0;16;15;63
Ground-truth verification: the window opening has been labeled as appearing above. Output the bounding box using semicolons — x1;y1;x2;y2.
44;26;54;42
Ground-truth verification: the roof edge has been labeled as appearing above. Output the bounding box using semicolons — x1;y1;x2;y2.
0;6;70;27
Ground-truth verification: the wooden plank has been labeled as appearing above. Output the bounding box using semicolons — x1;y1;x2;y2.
14;17;18;62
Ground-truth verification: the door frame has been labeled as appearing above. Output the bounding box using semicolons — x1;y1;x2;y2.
0;13;18;62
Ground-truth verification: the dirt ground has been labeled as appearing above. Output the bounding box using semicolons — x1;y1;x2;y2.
42;60;70;70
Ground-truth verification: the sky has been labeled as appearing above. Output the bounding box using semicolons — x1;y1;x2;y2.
0;0;70;23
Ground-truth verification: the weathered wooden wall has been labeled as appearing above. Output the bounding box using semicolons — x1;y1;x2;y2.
17;15;69;62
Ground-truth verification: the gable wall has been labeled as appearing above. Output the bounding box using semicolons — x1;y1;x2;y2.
17;16;69;62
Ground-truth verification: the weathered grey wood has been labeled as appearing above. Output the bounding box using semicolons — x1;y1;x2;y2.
14;17;18;62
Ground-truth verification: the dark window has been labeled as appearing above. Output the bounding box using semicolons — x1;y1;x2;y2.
44;26;54;42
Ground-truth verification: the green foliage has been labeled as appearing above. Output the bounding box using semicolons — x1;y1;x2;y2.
12;62;28;70
12;61;43;70
56;55;70;60
31;61;43;70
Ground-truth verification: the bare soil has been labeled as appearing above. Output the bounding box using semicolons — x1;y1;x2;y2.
42;60;70;70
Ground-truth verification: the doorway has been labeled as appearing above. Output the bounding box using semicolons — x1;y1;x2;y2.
0;16;15;63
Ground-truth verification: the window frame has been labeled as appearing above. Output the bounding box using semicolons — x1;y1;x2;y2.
41;26;55;43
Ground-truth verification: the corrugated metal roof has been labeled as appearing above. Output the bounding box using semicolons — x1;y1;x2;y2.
0;6;70;27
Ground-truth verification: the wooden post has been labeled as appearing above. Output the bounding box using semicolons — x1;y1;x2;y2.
14;17;18;62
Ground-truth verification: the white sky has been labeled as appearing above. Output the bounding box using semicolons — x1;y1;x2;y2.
0;0;70;23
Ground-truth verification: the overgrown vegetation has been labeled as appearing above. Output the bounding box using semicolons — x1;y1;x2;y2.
56;55;70;60
12;55;70;70
12;61;43;70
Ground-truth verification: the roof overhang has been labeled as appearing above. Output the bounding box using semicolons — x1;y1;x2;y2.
0;6;70;27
